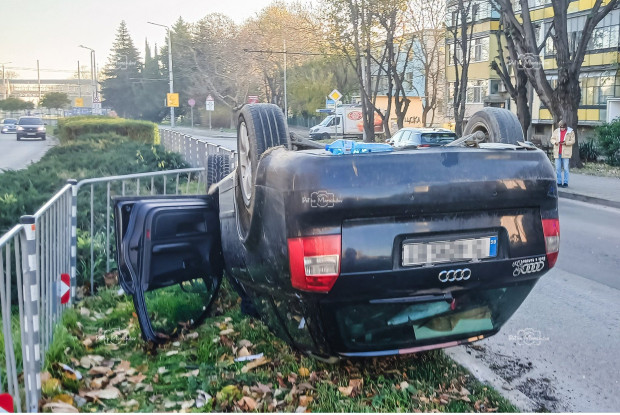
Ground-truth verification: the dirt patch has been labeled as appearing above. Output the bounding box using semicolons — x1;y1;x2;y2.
516;377;559;412
488;356;533;383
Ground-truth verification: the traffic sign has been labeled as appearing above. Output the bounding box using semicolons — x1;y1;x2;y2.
188;98;195;107
75;98;84;107
206;95;214;112
167;93;179;107
60;273;70;305
328;89;342;102
0;393;13;412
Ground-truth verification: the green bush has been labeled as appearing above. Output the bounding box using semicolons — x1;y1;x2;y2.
595;120;620;165
579;139;600;162
56;116;159;144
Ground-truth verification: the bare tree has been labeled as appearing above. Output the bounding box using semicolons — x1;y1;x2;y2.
494;0;619;166
407;0;446;128
447;0;475;135
489;14;533;136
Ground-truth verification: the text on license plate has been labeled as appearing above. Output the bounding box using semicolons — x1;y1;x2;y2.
402;236;497;267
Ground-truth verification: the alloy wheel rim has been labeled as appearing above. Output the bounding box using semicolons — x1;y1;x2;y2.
239;122;253;207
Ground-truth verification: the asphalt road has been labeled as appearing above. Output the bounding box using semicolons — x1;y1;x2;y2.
0;131;57;172
453;198;620;412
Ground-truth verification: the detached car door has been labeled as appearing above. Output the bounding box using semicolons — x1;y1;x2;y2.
114;195;223;343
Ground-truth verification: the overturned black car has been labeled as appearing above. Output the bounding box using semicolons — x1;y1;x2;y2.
115;104;559;361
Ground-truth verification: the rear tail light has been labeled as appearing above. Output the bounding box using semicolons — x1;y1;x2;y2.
542;218;560;268
288;235;341;293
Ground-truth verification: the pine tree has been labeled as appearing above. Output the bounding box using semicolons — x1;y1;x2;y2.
100;21;143;118
137;39;168;122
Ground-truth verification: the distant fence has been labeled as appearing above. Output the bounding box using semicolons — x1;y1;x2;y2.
0;129;235;412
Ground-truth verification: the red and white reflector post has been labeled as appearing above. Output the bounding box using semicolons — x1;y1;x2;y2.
60;273;71;304
0;393;14;412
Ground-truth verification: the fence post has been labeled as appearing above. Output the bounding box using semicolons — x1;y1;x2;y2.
19;215;41;413
68;179;78;302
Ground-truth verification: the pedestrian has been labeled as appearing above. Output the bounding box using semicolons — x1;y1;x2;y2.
550;120;575;187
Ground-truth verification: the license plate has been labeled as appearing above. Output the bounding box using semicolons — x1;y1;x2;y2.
27;132;36;135
402;235;497;267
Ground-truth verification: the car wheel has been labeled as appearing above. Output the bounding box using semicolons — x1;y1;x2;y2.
463;107;524;144
321;133;331;141
207;153;231;191
42;135;46;140
16;135;21;141
235;104;290;243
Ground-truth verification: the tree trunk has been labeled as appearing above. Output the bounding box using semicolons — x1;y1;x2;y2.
515;73;531;137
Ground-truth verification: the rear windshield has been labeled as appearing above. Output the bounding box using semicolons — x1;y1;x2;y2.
18;117;43;125
420;132;457;145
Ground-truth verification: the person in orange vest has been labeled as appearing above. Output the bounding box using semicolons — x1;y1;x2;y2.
550;120;575;188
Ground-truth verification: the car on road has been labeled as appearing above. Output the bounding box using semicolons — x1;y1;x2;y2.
1;118;17;134
115;105;559;361
389;127;457;148
16;116;46;140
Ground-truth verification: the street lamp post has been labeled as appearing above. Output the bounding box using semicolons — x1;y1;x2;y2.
78;45;97;101
148;21;175;127
1;61;12;100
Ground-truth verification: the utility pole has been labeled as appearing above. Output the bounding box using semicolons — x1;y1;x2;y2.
78;61;82;97
37;60;41;101
148;21;175;127
283;40;288;118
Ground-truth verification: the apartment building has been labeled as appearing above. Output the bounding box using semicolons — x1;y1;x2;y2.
446;0;620;137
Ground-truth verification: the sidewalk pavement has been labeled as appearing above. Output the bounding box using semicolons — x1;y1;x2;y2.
170;125;620;210
558;173;620;209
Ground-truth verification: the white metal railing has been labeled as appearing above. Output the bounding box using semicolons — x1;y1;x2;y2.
0;129;235;412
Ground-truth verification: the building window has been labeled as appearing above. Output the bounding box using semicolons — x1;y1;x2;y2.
467;80;486;103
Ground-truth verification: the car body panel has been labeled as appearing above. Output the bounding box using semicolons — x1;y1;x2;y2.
116;144;558;358
1;118;17;133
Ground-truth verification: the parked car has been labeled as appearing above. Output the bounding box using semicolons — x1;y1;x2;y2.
115;105;559;361
390;127;457;148
1;118;17;134
16;116;46;140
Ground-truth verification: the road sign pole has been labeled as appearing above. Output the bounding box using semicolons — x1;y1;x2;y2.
209;112;212;130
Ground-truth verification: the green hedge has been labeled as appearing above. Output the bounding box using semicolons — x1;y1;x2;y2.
56;116;159;144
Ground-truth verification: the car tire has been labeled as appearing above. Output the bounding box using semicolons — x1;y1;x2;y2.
207;153;231;191
321;133;331;141
41;135;46;141
235;104;290;243
16;135;21;141
463;107;524;144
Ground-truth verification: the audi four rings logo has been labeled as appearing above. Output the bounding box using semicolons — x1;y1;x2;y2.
438;268;471;283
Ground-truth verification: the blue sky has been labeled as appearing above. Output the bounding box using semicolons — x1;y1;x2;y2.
1;0;290;79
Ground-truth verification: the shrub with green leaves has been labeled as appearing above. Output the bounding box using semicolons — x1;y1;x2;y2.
595;120;620;165
56;116;159;144
579;139;599;162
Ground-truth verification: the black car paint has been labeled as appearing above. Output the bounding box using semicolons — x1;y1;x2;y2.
117;144;558;358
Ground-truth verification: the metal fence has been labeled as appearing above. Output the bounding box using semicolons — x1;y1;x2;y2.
159;128;236;171
0;129;236;412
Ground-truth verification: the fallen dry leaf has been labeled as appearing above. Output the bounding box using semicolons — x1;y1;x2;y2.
157;367;168;375
298;367;310;378
180;369;200;378
237;396;257;411
116;360;131;372
400;381;410;391
338;386;353;397
219;328;235;336
84;386;122;400
43;402;79;413
88;366;112;376
128;373;146;384
196;390;212;408
299;395;313;406
241;356;270;373
52;394;74;405
181;399;195;410
237;346;250;357
166;350;179;357
251;382;273;396
90;377;108;389
123;399;139;409
185;332;199;340
238;339;253;348
295;405;307;413
109;373;126;386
